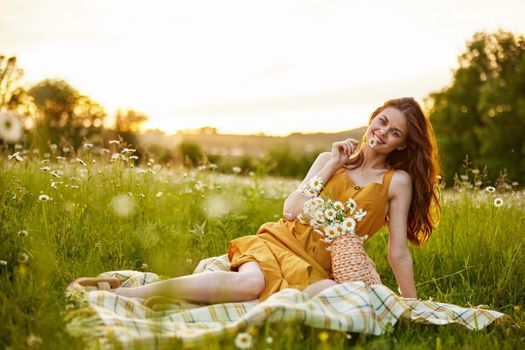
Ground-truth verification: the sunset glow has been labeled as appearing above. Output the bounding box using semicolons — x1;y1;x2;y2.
2;0;525;135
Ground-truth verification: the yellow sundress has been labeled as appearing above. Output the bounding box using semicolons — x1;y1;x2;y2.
227;166;396;301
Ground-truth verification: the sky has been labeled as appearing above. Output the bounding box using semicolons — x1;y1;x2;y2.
2;0;525;136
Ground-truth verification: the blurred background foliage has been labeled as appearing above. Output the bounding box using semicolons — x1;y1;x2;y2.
1;30;525;184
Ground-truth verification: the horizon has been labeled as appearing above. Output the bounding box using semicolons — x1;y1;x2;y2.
2;0;525;136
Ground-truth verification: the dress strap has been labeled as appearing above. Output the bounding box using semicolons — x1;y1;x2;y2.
382;168;396;196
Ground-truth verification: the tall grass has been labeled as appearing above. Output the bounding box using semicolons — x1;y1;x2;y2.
0;147;523;349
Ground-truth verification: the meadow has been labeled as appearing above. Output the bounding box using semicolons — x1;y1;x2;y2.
0;143;524;349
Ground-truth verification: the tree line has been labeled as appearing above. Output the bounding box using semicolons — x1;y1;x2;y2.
1;30;524;184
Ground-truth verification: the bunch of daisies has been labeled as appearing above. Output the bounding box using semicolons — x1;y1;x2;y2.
297;176;367;249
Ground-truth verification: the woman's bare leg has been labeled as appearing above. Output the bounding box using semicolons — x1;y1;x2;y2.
113;261;265;304
303;279;338;298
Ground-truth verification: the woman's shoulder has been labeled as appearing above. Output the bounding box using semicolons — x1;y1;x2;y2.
387;169;412;197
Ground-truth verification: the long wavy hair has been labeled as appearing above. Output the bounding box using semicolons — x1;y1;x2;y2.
345;97;441;247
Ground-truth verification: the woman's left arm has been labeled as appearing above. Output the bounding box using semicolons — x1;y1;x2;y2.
387;170;417;299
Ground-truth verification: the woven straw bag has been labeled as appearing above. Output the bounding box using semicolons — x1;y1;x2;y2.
331;234;382;285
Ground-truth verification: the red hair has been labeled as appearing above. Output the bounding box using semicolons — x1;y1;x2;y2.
347;97;441;247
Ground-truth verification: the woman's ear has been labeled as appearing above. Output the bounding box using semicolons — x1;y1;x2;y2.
397;144;407;151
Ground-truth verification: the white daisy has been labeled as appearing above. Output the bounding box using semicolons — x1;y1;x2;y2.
354;208;367;222
324;208;336;221
346;198;357;214
334;223;345;236
109;139;120;145
232;166;242;174
313;197;324;206
324;225;338;240
18;252;29;264
314;210;326;224
367;135;379;148
38;194;50;202
485;186;496;193
342;217;356;233
7;152;24;162
155;191;163;198
234;332;253;349
0;260;7;266
493;198;504;207
309;176;324;192
40;166;51;171
0;111;23;143
332;200;344;211
76;157;86;166
17;230;28;237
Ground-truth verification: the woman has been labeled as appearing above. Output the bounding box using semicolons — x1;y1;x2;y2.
71;97;440;304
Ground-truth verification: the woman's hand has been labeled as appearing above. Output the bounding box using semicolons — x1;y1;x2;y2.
330;138;359;168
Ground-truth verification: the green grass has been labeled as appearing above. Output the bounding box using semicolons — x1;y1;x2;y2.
0;148;524;349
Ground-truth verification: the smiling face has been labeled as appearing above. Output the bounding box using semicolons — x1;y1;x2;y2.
366;106;408;153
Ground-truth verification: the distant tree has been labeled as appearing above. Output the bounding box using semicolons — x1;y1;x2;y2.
427;30;525;184
0;56;36;145
28;79;106;148
178;139;204;167
114;109;148;134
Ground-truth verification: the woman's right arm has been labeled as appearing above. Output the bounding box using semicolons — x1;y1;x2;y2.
283;138;360;220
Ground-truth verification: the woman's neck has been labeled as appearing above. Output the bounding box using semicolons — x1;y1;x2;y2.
360;147;388;171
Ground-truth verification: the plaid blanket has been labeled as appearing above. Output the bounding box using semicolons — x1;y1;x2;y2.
64;254;511;349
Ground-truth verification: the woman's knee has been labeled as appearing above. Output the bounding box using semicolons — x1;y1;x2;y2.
236;262;265;300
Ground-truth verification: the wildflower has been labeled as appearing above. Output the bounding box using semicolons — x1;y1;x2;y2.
155;191;163;198
40;166;51;171
18;230;28;237
55;156;66;161
334;223;345;236
122;147;136;154
367;135;378;148
209;163;218;170
342;217;356;232
8;152;24;162
332;200;344;211
485;186;496;193
234;332;253;349
62;146;71;153
460;175;469;181
514;305;521;312
26;333;42;348
0;260;7;266
318;331;329;342
50;144;58;151
38;194;50;202
346;198;357;213
195;181;205;191
512;182;519;186
324;224;338;240
232;166;242;174
354;208;367;222
493;198;504;207
76;157;86;166
141;263;148;270
310;176;323;192
0;111;23;143
324;208;336;221
475;181;482;186
265;336;273;344
472;169;480;174
109;139;120;145
83;143;93;149
18;252;29;264
50;170;62;178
